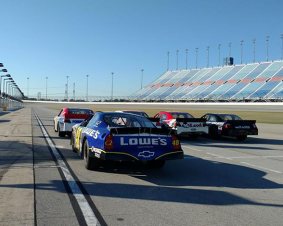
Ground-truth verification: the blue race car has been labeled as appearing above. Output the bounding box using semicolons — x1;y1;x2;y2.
70;112;184;170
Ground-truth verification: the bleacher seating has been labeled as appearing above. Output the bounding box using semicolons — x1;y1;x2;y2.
131;60;283;101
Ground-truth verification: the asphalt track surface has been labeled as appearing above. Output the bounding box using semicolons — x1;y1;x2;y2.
2;103;283;226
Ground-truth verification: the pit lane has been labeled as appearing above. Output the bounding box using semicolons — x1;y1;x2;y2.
28;103;283;226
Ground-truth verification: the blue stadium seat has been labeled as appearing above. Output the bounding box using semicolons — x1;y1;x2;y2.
132;60;283;101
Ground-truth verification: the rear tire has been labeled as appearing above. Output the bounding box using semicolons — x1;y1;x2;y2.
83;140;100;170
209;125;219;139
54;121;58;132
70;135;76;153
237;135;247;141
147;160;165;169
190;134;199;139
58;125;65;137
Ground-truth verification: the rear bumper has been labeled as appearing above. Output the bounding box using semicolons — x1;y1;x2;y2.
59;122;77;132
223;129;258;137
90;149;184;161
155;151;184;160
176;126;209;135
178;131;207;136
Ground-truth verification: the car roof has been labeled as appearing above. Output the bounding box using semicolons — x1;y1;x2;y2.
68;108;93;111
116;110;147;114
98;111;144;117
123;110;144;113
206;113;238;116
160;111;189;114
62;107;93;111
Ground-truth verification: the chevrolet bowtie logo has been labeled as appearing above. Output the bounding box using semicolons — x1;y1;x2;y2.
138;151;155;158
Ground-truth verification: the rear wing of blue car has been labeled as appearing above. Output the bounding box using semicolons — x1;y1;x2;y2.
110;127;176;135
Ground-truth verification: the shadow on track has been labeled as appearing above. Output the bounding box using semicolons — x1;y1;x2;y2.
1;139;283;209
245;137;283;145
1;176;283;209
0;119;11;123
91;155;282;189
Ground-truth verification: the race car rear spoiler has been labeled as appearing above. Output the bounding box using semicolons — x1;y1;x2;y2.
147;117;160;122
225;120;256;125
148;117;206;123
175;118;206;122
110;127;176;135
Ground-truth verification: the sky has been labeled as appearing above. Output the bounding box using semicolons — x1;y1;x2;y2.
1;0;283;99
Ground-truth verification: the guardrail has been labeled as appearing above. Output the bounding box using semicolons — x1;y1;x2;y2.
0;95;24;112
0;63;24;111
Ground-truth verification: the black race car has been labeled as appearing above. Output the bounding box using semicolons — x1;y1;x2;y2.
201;113;258;141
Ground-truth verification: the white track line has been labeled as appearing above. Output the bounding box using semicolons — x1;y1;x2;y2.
206;152;223;158
182;145;203;152
56;145;66;149
182;145;232;160
182;145;283;173
227;155;283;159
206;152;232;160
35;113;100;226
240;162;282;174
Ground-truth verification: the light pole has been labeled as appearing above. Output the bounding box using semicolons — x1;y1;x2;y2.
195;48;199;69
73;82;75;100
66;76;69;101
27;77;29;98
167;51;170;71
11;83;16;108
185;49;188;70
176;49;179;70
45;76;48;100
5;79;14;94
252;38;256;63
0;68;8;73
281;34;283;60
13;84;19;98
266;35;270;61
7;82;11;96
0;74;11;95
86;74;89;101
206;46;210;68
9;82;16;96
5;80;14;109
0;68;9;94
3;78;13;108
218;44;221;66
3;78;13;95
11;83;16;97
240;40;244;64
140;69;144;90
111;72;114;101
64;84;67;101
228;42;232;58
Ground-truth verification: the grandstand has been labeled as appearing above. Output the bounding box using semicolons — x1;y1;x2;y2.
132;60;283;102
